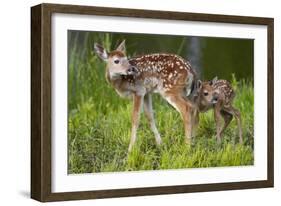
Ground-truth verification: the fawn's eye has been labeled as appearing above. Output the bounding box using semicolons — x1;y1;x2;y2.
114;59;120;64
203;91;208;96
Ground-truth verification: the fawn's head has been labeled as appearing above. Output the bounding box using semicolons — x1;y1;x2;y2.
196;76;220;108
94;40;136;78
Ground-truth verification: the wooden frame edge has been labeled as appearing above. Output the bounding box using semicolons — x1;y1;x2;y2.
42;180;272;202
31;3;53;202
31;4;43;201
41;3;274;24
267;18;274;187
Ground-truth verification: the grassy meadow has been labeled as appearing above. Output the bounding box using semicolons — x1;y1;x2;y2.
68;32;254;174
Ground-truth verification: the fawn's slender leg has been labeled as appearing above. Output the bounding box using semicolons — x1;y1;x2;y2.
224;106;243;144
128;94;143;152
164;94;193;143
220;110;233;135
214;105;224;143
143;94;162;145
191;108;199;138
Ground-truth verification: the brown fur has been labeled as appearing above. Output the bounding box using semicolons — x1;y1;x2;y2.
94;41;198;151
194;78;242;143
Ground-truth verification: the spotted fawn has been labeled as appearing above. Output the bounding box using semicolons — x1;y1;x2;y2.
94;40;198;151
193;77;242;143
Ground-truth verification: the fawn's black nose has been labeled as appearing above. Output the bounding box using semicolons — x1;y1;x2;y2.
212;93;219;103
127;66;137;75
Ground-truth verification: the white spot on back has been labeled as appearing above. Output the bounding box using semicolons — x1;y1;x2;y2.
168;73;173;79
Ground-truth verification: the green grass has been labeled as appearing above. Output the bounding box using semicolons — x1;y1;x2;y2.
68;35;254;174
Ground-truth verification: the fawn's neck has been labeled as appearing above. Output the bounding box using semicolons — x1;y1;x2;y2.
105;69;122;87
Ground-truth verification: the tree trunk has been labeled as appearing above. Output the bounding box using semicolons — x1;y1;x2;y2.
187;37;202;78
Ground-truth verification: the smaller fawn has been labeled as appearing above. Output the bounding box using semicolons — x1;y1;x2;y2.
192;77;242;143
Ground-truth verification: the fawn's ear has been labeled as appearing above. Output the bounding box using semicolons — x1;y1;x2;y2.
116;40;126;53
94;43;108;61
209;76;218;86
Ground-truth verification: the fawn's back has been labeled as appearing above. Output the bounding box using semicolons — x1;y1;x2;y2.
211;79;235;106
128;53;196;96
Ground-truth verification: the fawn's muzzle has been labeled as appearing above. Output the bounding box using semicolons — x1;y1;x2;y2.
127;66;138;75
212;93;219;104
